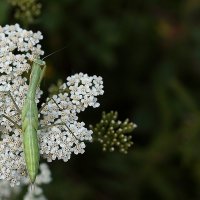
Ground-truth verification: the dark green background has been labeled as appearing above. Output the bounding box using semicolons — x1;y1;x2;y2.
1;0;200;199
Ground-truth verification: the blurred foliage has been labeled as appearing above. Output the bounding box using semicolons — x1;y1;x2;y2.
91;111;136;154
1;0;200;199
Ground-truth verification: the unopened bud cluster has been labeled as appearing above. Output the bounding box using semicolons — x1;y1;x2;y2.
8;0;41;24
91;111;137;154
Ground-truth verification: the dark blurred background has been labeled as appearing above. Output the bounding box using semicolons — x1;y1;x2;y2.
1;0;200;199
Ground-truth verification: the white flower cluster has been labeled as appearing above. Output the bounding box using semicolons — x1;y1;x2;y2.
0;129;26;186
0;163;51;200
0;24;44;76
66;73;104;109
0;24;104;187
39;73;104;162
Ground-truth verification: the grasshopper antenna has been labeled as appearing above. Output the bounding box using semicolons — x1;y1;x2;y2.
42;45;70;61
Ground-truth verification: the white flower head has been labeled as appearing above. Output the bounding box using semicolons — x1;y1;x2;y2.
0;24;104;187
39;73;104;162
0;24;44;77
